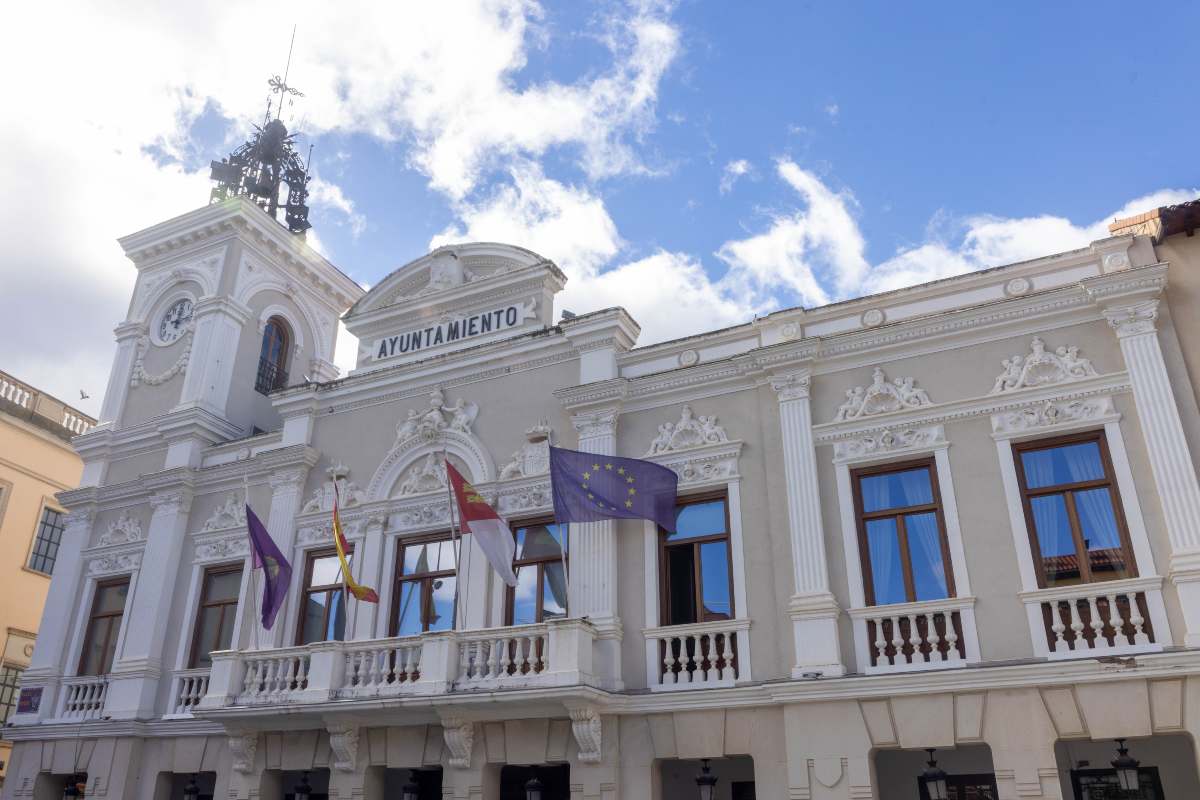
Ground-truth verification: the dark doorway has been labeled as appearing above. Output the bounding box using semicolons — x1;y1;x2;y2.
500;764;570;800
384;767;443;799
732;780;757;799
918;773;999;800
1070;767;1164;800
167;772;215;800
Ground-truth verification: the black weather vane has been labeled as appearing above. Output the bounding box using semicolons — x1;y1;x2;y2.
207;26;313;234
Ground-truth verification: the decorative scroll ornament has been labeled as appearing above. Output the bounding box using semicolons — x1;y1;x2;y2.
194;532;250;562
200;492;247;532
301;464;367;514
327;723;360;772
442;718;475;769
834;367;933;421
570;707;603;764
989;337;1098;394
98;512;142;546
228;731;258;773
833;425;944;462
88;550;142;576
498;420;552;480
397;453;449;496
645;404;729;456
130;327;194;387
991;396;1115;435
396;388;479;442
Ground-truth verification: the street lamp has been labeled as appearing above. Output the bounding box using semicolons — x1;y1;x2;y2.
921;749;949;800
694;759;718;800
1110;739;1141;796
293;771;312;800
401;769;421;800
182;773;200;800
524;768;544;800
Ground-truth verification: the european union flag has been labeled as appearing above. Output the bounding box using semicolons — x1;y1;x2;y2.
549;446;679;532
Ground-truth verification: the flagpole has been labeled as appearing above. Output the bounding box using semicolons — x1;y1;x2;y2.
547;437;570;616
442;450;464;631
334;482;350;641
245;471;262;650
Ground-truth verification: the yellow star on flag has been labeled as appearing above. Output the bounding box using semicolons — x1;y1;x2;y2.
625;500;633;508
617;467;625;475
627;476;635;483
628;487;636;495
605;463;613;470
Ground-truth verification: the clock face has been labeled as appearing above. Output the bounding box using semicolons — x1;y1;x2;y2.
157;299;194;344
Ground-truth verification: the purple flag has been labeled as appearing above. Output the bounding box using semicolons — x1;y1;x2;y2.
549;446;679;532
246;504;292;630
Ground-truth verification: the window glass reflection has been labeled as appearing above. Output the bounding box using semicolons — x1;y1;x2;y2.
866;518;906;605
1020;441;1104;488
905;512;949;601
860;468;933;513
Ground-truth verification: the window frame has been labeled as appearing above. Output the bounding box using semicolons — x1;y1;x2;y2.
658;490;736;626
188;562;244;669
389;533;458;637
504;517;568;626
0;662;23;723
295;547;351;646
1012;430;1137;589
850;456;956;607
26;502;67;576
255;316;292;395
77;576;130;676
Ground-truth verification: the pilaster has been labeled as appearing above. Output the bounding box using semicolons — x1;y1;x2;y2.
97;321;144;428
105;488;192;719
770;370;845;677
258;466;309;648
1100;294;1200;645
176;295;251;417
569;408;623;651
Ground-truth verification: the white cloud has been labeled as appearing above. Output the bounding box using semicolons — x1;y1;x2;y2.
719;159;753;194
824;103;840;120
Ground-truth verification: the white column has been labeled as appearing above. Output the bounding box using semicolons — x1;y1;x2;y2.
570;408;624;686
350;514;387;640
97;322;143;427
105;489;192;718
177;297;249;416
259;466;308;648
1103;298;1200;645
770;371;845;677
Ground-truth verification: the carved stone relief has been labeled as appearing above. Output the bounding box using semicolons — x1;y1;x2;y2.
991;396;1115;435
301;464;368;514
989;337;1098;394
199;492;246;532
498;421;552;480
397;453;449;496
327;723;360;771
834;367;933;421
88;549;142;576
98;511;142;546
442;718;475;769
228;731;258;773
833;425;945;461
569;707;603;764
395;388;479;442
130;326;194;387
645;404;730;456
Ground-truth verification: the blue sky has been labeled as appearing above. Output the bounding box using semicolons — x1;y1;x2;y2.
2;1;1197;415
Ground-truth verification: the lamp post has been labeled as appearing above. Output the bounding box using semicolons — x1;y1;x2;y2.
524;768;544;800
921;749;949;800
1110;739;1141;797
293;772;312;800
182;773;200;800
401;769;421;800
694;759;718;800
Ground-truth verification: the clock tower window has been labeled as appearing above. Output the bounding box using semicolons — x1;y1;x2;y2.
256;316;292;395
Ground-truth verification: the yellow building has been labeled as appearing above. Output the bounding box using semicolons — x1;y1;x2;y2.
0;371;93;786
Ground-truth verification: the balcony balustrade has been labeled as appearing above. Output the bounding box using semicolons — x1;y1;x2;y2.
849;597;978;674
167;668;211;717
56;675;108;720
643;619;751;690
1020;576;1167;659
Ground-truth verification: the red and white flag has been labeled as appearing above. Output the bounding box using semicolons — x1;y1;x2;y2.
445;460;519;587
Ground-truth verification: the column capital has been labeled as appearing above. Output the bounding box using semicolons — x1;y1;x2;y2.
149;488;193;515
269;465;309;491
770;370;812;401
1102;298;1160;338
571;407;620;440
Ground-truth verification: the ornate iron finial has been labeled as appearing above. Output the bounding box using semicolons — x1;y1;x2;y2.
207;27;312;234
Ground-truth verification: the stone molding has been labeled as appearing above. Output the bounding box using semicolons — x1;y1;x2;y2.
571;408;619;440
87;547;143;577
990;395;1118;437
832;425;946;464
989;336;1098;394
770;371;811;401
130;326;194;388
193;528;251;563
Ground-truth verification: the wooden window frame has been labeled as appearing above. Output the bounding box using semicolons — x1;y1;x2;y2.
0;663;23;723
851;457;956;607
504;517;568;626
658;490;736;626
389;533;457;637
295;547;351;646
188;563;244;668
256;316;292;394
27;503;67;576
1012;430;1137;589
77;576;130;676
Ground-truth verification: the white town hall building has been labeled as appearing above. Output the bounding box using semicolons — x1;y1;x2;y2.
6;181;1200;797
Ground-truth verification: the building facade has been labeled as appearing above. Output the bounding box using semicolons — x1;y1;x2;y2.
0;371;93;787
5;194;1200;799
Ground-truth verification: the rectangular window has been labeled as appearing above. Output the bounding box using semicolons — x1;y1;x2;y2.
660;495;734;625
506;521;568;626
0;664;23;723
390;536;458;636
78;578;130;676
852;459;954;606
189;564;244;668
297;549;350;645
1014;431;1135;587
28;506;66;575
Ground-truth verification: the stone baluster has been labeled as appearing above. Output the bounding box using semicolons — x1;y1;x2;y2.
770;370;846;677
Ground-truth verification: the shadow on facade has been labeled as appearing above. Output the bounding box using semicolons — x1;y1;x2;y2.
1055;734;1199;799
658;756;756;799
875;744;998;800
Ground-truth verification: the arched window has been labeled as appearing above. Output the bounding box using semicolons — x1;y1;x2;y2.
255;316;291;394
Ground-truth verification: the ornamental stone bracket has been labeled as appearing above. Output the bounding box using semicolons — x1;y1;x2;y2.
327;723;360;771
989;337;1098;394
228;731;259;773
834;367;932;422
441;717;475;769
568;707;603;764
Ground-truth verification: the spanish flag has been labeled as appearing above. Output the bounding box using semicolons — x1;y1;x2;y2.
333;484;379;603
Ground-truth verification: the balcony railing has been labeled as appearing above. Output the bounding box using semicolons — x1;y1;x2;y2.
849;597;978;674
643;619;750;691
57;675;108;720
1020;577;1166;659
200;619;599;711
167;668;211;717
254;357;288;395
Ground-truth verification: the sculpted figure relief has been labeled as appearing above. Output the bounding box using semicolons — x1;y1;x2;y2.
835;367;933;421
397;453;449;496
498;420;552;480
395;388;479;441
989;336;1098;394
644;404;730;456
